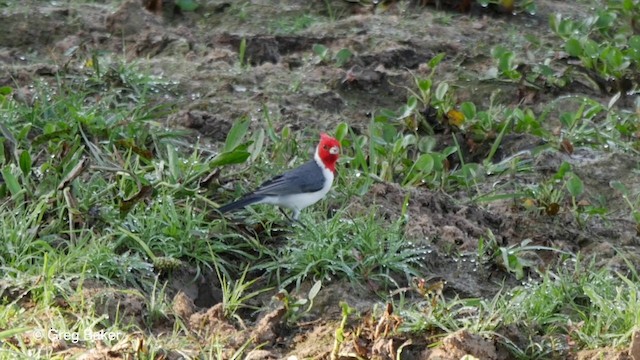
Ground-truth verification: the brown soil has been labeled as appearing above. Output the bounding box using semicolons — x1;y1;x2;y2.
1;0;638;358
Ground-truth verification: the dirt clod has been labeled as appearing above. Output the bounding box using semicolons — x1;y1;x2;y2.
168;110;233;143
106;0;161;36
172;291;196;320
250;306;287;344
423;329;502;360
245;349;278;360
189;303;231;333
630;330;640;360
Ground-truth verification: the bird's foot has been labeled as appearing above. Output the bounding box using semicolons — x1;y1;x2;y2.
279;208;308;230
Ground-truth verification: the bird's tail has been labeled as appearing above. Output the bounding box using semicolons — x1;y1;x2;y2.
217;195;264;214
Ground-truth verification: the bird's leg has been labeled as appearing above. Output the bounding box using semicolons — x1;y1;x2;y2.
279;208;308;230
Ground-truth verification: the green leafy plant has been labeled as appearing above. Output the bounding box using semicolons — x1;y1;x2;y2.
271;14;318;34
331;302;355;360
312;44;353;67
391;53;454;133
216;264;273;325
550;2;640;93
238;37;247;68
478;231;568;280
277;280;322;324
176;0;199;12
491;46;522;81
610;179;640;231
259;209;424;289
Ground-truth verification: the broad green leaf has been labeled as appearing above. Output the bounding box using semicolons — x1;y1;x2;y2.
1;166;21;196
491;45;508;59
427;53;445;69
407;95;418;109
19;150;31;176
610;180;628;195
17;124;31;142
312;44;328;58
418;78;432;93
210;150;251;168
334;48;352;67
224;117;250;152
628;35;640;61
441;146;458;157
435;82;449;101
417;136;436;153
594;11;616;31
248;129;265;163
308;280;322;301
498;52;515;72
0;86;12;95
281;126;292;140
396;98;417;119
554;161;571;180
414;153;434;174
565;38;583;57
176;0;198;11
460;102;476;120
582;39;600;58
334;122;349;141
566;174;584;198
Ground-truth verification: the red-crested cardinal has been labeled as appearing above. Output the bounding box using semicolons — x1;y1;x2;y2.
218;133;341;220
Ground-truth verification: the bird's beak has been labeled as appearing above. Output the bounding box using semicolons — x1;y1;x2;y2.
329;146;340;155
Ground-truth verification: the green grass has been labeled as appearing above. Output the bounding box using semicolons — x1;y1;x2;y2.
391;254;640;359
2;0;640;358
258;209;426;289
0;55;429;356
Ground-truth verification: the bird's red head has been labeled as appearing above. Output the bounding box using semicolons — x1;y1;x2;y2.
317;133;341;173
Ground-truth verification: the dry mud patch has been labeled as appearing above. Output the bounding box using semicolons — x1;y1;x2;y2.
1;0;639;358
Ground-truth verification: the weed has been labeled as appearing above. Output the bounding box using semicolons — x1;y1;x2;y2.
238;37;247;68
610;179;640;231
276;280;322;325
550;2;640;93
492;46;522;81
258;209;425;289
215;263;272;326
331;302;354;360
478;231;570;280
312;44;353;67
271;14;318;34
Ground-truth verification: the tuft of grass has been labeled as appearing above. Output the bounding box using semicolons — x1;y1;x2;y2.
0;57;264;353
389;254;640;359
258;209;426;289
215;263;273;326
270;14;319;34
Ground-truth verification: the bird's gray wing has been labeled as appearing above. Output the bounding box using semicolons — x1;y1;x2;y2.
253;160;325;196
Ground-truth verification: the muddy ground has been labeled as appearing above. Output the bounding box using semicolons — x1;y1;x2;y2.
1;0;639;359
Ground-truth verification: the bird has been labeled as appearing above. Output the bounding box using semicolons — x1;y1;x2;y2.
218;133;341;221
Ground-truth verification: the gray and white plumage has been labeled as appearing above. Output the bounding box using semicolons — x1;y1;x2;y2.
218;134;340;220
